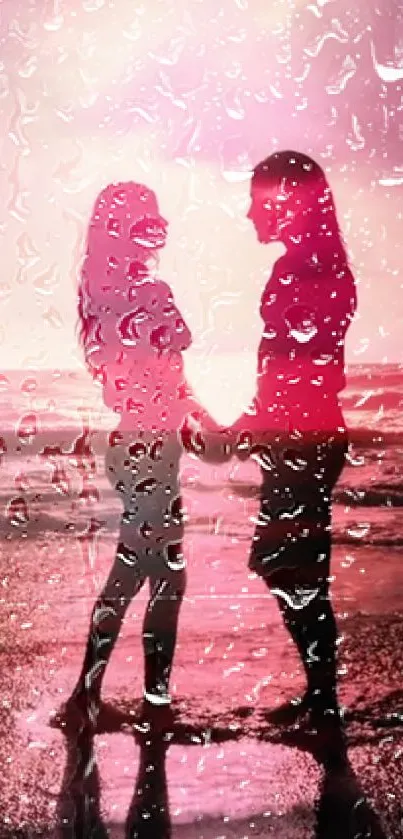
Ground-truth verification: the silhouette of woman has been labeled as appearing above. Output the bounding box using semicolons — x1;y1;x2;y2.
62;182;229;727
234;151;357;760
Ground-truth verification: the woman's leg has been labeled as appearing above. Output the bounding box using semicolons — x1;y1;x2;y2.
142;551;187;705
72;540;146;714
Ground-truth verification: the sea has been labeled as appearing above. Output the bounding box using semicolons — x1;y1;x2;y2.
0;363;402;546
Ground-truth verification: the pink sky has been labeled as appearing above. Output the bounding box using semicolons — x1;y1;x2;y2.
1;0;402;392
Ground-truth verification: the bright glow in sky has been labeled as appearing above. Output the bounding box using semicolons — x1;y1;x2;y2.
1;0;402;419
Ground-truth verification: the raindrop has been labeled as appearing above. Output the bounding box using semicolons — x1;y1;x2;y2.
150;438;164;461
289;321;316;343
40;443;63;459
135;478;157;495
129;218;166;249
278;504;305;520
370;39;403;83
14;471;29;492
285;306;318;344
116;542;138;567
271;585;320;610
345;451;365;467
0;438;7;465
115;377;129;392
164;542;186;571
17;413;38;445
282;450;308;471
109;430;124;448
126;399;145;415
7;496;29;526
139;521;153;538
129;441;148;460
326;56;357;95
44;307;63;329
20;377;37;395
263;325;277;340
33;265;59;296
313;354;333;366
127;261;149;285
150;325;171;351
236;431;252;452
107;217;120;237
251;447;275;471
347;522;370;540
117;311;140;346
223;91;245;121
79;485;100;504
83;0;105;11
51;464;71;496
170;496;183;525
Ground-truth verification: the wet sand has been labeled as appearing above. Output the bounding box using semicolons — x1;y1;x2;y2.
0;365;402;836
0;501;401;837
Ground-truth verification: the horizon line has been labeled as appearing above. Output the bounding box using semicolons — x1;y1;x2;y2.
2;361;402;373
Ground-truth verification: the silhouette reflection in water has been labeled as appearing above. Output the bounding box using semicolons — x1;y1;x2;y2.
55;721;387;839
57;724;170;839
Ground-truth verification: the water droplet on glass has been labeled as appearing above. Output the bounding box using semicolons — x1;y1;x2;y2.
150;325;171;351
347;522;370;540
14;471;29;492
126;399;145;415
7;496;29;526
17;413;38;445
263;325;277;340
0;437;7;462
129;441;148;460
20;377;37;395
33;265;59;296
107;217;120;237
139;521;153;538
135;478;157;495
150;438;164;461
51;464;71;496
117;311;140;346
164;542;186;571
282;450;308;471
117;543;138;567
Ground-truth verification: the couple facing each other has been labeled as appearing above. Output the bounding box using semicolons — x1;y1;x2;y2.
61;150;357;763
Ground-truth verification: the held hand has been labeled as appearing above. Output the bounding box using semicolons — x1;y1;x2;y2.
234;429;273;467
180;413;233;462
179;413;206;456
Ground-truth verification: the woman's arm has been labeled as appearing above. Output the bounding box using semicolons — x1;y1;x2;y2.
178;390;234;463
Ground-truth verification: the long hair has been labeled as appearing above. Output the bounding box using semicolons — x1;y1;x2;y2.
77;182;165;379
253;150;348;267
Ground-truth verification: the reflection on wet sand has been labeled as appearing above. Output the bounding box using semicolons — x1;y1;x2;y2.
56;709;388;839
57;723;171;839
